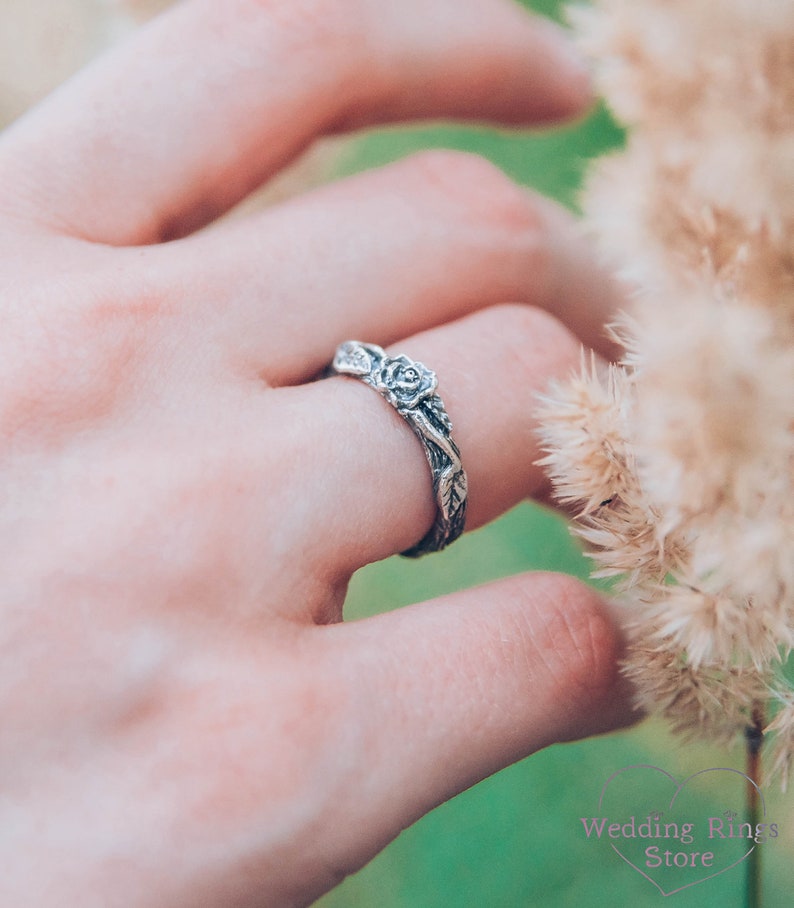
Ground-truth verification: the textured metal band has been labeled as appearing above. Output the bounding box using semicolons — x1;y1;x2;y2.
331;340;468;557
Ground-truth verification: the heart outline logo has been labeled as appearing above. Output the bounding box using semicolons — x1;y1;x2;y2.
597;764;764;897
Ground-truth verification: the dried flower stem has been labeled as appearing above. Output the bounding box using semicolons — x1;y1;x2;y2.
745;705;765;908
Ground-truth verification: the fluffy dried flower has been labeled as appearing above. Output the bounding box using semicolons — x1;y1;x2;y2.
765;694;794;791
539;0;794;776
622;642;771;744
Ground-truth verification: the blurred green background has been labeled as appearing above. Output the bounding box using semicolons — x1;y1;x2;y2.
316;1;794;906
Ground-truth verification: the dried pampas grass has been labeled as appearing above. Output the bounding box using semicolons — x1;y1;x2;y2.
539;0;794;786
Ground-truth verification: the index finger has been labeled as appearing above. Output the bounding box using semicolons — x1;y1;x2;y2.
0;0;591;245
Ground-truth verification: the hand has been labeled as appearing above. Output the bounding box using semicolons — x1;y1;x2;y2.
0;1;635;905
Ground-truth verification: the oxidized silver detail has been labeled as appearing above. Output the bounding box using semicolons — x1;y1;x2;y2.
331;340;468;557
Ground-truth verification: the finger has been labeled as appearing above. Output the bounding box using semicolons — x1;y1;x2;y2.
309;572;637;893
0;0;591;245
280;303;589;577
157;151;622;371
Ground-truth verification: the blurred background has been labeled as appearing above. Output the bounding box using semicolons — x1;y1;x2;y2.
2;0;791;904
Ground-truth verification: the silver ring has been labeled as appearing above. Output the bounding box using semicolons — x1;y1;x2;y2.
330;340;468;557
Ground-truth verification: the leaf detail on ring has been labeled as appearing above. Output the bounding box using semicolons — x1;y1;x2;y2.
438;465;468;533
333;341;373;376
425;395;453;434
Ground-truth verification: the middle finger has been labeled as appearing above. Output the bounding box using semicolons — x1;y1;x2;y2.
148;150;622;383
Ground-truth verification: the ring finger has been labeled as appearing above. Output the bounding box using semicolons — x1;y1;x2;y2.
269;301;589;597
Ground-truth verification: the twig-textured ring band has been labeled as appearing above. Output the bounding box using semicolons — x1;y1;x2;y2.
330;340;468;558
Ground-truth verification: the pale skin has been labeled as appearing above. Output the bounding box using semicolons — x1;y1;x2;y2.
0;1;637;905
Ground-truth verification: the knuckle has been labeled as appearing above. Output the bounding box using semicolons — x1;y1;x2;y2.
401;150;540;233
172;644;350;839
241;0;363;54
0;275;161;439
550;575;621;707
471;303;580;381
514;572;621;708
479;301;557;340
